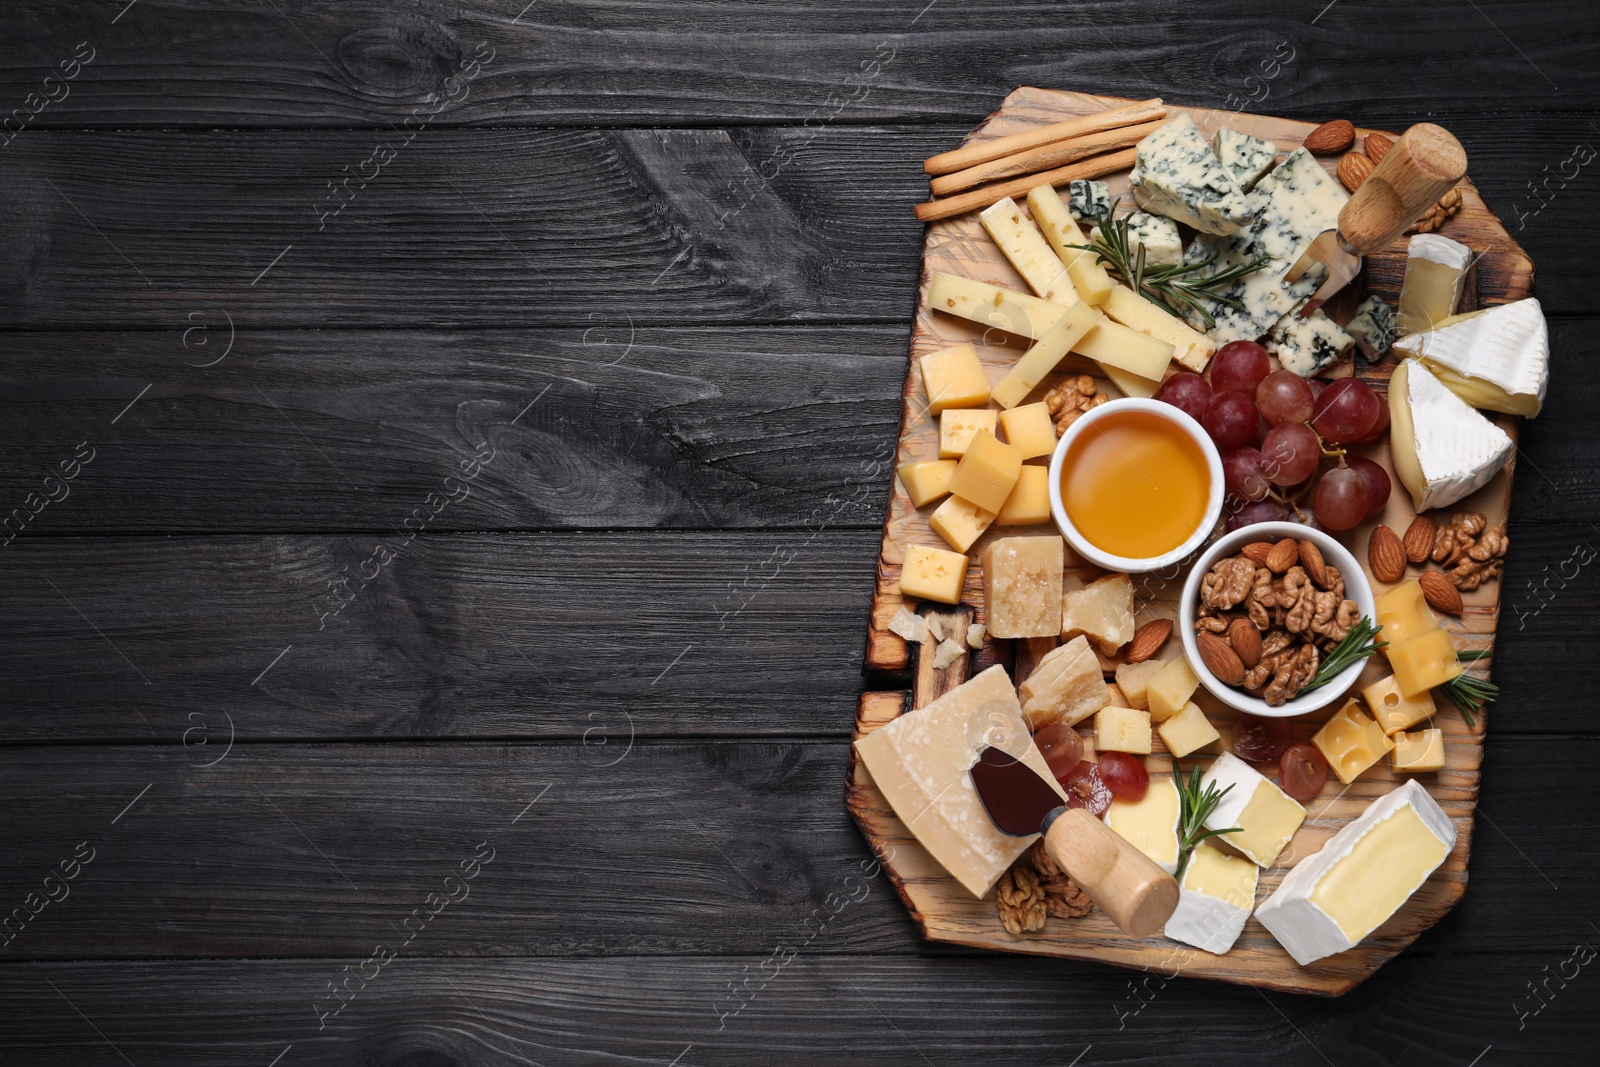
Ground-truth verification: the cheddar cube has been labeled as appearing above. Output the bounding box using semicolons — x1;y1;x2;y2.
918;343;990;414
928;494;996;553
996;466;1051;526
1363;674;1438;736
1313;700;1395;784
1158;700;1220;757
1392;728;1446;773
949;430;1023;513
939;409;999;458
897;460;958;508
1146;656;1200;722
1387;628;1464;699
983;536;1064;639
1096;706;1152;755
1061;572;1136;655
898;544;969;604
1115;658;1167;711
998;403;1058;460
1375;580;1441;649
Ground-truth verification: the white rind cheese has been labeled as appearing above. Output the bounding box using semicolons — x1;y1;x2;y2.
1346;295;1398;359
1255;780;1456;966
1130;116;1260;235
1398;234;1472;336
1066;179;1112;221
1213;127;1278;192
1105;775;1181;875
1388;359;1514;512
1201;752;1305;868
1267;308;1355;377
1393;297;1549;418
1164;841;1258;955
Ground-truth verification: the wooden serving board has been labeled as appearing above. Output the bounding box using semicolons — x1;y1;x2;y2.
847;87;1534;996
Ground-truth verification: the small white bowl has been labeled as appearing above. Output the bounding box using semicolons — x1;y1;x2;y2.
1047;398;1223;575
1179;522;1377;718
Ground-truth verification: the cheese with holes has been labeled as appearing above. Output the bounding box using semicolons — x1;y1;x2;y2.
897;460;958;508
1313;700;1395;784
939;408;999;458
981;197;1079;306
1346;295;1397;360
1061;572;1135;655
1130;116;1260;235
853;665;1066;897
918;343;991;414
1375;579;1441;649
1114;658;1167;711
1201;753;1305;868
1394;297;1549;418
1267;307;1354;377
927;272;1069;341
1026;184;1115;306
929;494;996;553
1363;674;1437;735
1107;775;1181;874
1386;628;1463;699
1255;780;1454;965
1096;705;1152;754
991;300;1101;408
1392;728;1446;772
1066;179;1112;221
998;403;1057;459
1102;284;1217;372
1387;359;1513;512
1212;127;1278;191
949;430;1023;513
1157;700;1220;758
996;466;1051;525
898;544;969;604
1017;635;1110;730
1165;840;1257;954
1146;656;1200;722
982;536;1064;639
1398;234;1471;336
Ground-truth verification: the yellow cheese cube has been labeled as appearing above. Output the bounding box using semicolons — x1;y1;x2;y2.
1146;656;1199;722
1392;728;1446;772
938;409;998;459
948;430;1023;513
898;544;969;604
1157;700;1220;757
928;494;995;553
1095;706;1152;755
918;343;991;414
998;403;1058;460
1362;674;1438;736
1375;580;1441;649
897;460;958;508
1114;658;1166;711
1387;628;1464;699
995;466;1051;525
1313;700;1396;784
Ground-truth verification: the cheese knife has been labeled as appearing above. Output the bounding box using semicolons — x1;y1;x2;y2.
970;746;1179;937
1287;122;1468;315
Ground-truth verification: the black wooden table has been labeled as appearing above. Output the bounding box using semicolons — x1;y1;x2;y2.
1;3;1596;1064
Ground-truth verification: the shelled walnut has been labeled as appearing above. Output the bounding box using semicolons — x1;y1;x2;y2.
994;841;1093;932
1409;186;1464;234
1044;374;1109;433
1431;511;1508;590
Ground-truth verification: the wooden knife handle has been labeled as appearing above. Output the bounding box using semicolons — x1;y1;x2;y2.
1337;122;1467;256
1043;807;1179;937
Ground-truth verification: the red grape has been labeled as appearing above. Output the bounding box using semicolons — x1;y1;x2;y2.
1250;413;1271;449
1032;723;1083;784
1233;714;1291;762
1280;743;1330;802
1259;422;1321;486
1311;379;1382;444
1348;456;1392;517
1255;369;1315;426
1097;752;1150;802
1306;379;1327;405
1061;760;1112;816
1313;464;1369;530
1209;340;1272;395
1157;372;1213;424
1221;446;1271;503
1203;390;1260;449
1356;397;1391;443
1226;498;1291;532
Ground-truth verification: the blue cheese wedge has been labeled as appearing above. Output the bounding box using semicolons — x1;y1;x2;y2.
1346;295;1398;359
1388;358;1514;511
1393;297;1548;417
1213;127;1278;191
1130;115;1260;235
1267;308;1355;377
1164;841;1258;955
1066;179;1112;221
1124;211;1185;267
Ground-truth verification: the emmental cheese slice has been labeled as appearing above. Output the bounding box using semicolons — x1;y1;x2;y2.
1201;753;1305;868
1388;359;1513;512
1393;297;1549;418
853;665;1067;898
1164;840;1257;955
1102;284;1217;373
980;197;1079;307
1106;775;1180;874
1255;780;1455;966
1025;184;1115;306
1312;700;1394;784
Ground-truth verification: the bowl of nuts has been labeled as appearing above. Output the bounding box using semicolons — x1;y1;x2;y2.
1179;522;1376;718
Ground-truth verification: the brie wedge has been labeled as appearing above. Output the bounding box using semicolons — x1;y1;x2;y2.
1255;779;1455;966
1105;775;1181;875
1164;840;1258;955
1388;359;1514;512
1393;297;1549;418
1397;234;1471;336
1201;752;1305;868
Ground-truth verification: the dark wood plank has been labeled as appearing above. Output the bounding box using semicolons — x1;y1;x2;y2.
0;737;1591;961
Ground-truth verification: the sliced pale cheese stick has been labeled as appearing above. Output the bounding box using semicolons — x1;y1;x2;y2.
990;300;1100;408
927;271;1068;341
1101;284;1216;373
980;197;1078;306
1025;184;1115;306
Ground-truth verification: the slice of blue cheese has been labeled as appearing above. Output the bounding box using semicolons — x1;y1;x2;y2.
1213;128;1278;191
1130;115;1260;235
1066;179;1112;221
1346;295;1398;359
1124;212;1185;267
1267;308;1355;377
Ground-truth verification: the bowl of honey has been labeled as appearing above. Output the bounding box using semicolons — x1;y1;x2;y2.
1047;399;1223;574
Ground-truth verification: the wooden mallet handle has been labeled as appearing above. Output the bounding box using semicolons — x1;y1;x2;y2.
1337;122;1468;256
1043;807;1180;937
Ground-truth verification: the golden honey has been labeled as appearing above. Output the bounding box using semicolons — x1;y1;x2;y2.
1063;408;1209;558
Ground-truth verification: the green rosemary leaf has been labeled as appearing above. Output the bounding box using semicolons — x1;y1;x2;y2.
1301;616;1387;694
1173;760;1240;879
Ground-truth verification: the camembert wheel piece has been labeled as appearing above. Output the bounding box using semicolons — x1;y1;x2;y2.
1397;234;1471;336
1164;840;1258;955
1200;753;1305;868
1387;359;1513;512
1105;775;1180;874
1393;297;1549;417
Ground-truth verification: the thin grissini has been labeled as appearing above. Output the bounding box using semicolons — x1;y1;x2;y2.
923;98;1165;176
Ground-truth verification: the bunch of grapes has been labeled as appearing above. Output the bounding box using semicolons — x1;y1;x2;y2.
1157;340;1392;531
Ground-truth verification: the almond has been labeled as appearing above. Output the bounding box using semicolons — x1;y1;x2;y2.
1364;132;1394;164
1403;514;1438;564
1228;618;1263;668
1419;570;1465;615
1266;538;1300;574
1196;631;1245;687
1240;542;1274;566
1298;538;1328;589
1368;525;1407;583
1304;119;1355;155
1125;618;1173;663
1338;151;1374;192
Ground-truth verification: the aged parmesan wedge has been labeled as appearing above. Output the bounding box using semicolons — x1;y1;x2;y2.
1388;359;1513;512
1017;635;1109;730
980;197;1079;306
1393;297;1548;418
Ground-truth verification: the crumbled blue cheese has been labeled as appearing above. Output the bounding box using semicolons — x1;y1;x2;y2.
1124;212;1184;267
1267;309;1355;377
1252;148;1347;241
1213;128;1278;191
1067;179;1112;221
1130;115;1260;235
1346;295;1398;359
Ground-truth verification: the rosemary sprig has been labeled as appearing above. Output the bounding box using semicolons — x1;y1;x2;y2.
1439;650;1497;729
1301;616;1387;695
1173;762;1241;880
1073;201;1269;329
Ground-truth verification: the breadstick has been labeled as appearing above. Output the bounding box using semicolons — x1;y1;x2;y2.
913;148;1138;223
930;118;1167;196
923;99;1164;176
